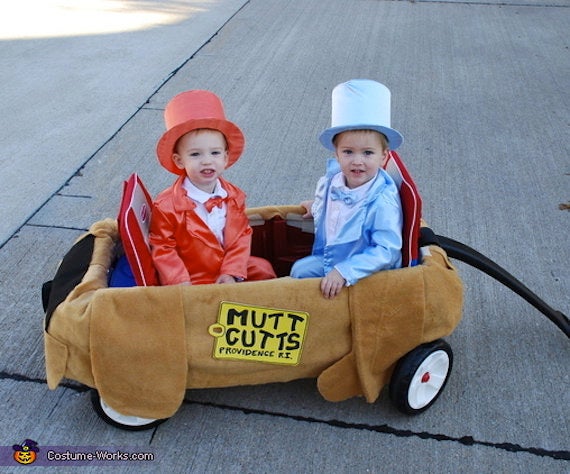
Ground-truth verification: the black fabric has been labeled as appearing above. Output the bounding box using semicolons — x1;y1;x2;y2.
419;226;440;248
42;234;96;331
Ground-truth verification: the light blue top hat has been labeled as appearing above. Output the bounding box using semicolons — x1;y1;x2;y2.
319;79;403;151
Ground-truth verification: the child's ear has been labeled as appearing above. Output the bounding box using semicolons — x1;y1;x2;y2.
172;153;185;170
381;149;389;167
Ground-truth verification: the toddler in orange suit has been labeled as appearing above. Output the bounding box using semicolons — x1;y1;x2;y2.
149;90;276;285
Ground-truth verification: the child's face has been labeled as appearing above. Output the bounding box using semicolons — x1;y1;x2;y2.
173;129;229;193
334;130;388;189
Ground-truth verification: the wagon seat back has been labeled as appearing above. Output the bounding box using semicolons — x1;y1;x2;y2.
383;151;423;267
116;173;158;286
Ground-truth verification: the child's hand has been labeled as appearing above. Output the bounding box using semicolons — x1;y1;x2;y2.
216;274;237;284
320;269;346;299
300;200;314;218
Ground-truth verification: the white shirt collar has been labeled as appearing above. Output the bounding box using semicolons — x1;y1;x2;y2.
182;178;227;203
330;171;377;201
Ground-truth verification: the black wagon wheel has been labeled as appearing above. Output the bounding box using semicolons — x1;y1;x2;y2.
90;390;168;431
389;339;453;415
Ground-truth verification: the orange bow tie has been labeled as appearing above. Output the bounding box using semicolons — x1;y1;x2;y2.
205;196;226;213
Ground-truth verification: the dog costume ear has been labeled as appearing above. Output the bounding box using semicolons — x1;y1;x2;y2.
318;246;462;403
90;285;186;419
317;265;426;403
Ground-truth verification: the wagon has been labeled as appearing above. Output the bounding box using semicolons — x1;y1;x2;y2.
41;153;569;431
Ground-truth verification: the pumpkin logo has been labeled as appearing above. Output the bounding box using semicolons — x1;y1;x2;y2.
12;439;39;465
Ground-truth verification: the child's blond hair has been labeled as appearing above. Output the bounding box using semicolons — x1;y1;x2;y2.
332;129;389;150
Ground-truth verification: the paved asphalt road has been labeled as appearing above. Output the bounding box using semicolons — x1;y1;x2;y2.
0;0;568;472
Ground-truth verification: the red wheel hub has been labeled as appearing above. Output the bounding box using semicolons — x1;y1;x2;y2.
421;372;430;383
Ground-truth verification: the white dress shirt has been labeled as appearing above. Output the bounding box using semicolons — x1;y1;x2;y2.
325;172;376;244
183;178;228;246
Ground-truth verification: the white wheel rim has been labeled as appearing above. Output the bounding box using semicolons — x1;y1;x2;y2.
408;350;450;410
100;397;158;427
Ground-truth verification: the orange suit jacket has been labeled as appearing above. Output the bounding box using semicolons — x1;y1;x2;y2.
149;175;252;285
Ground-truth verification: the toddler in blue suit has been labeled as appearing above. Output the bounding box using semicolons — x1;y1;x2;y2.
291;79;403;298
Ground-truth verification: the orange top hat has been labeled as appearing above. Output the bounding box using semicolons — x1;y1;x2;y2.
156;90;245;175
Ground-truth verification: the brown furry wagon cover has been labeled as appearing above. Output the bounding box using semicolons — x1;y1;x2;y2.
44;209;462;419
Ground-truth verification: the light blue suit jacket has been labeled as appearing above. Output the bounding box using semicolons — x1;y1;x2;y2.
311;159;403;285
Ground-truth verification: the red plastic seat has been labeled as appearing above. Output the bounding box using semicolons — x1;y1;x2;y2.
117;173;158;286
384;151;423;267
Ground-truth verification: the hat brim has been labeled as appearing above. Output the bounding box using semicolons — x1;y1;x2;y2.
156;118;245;175
319;124;403;152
